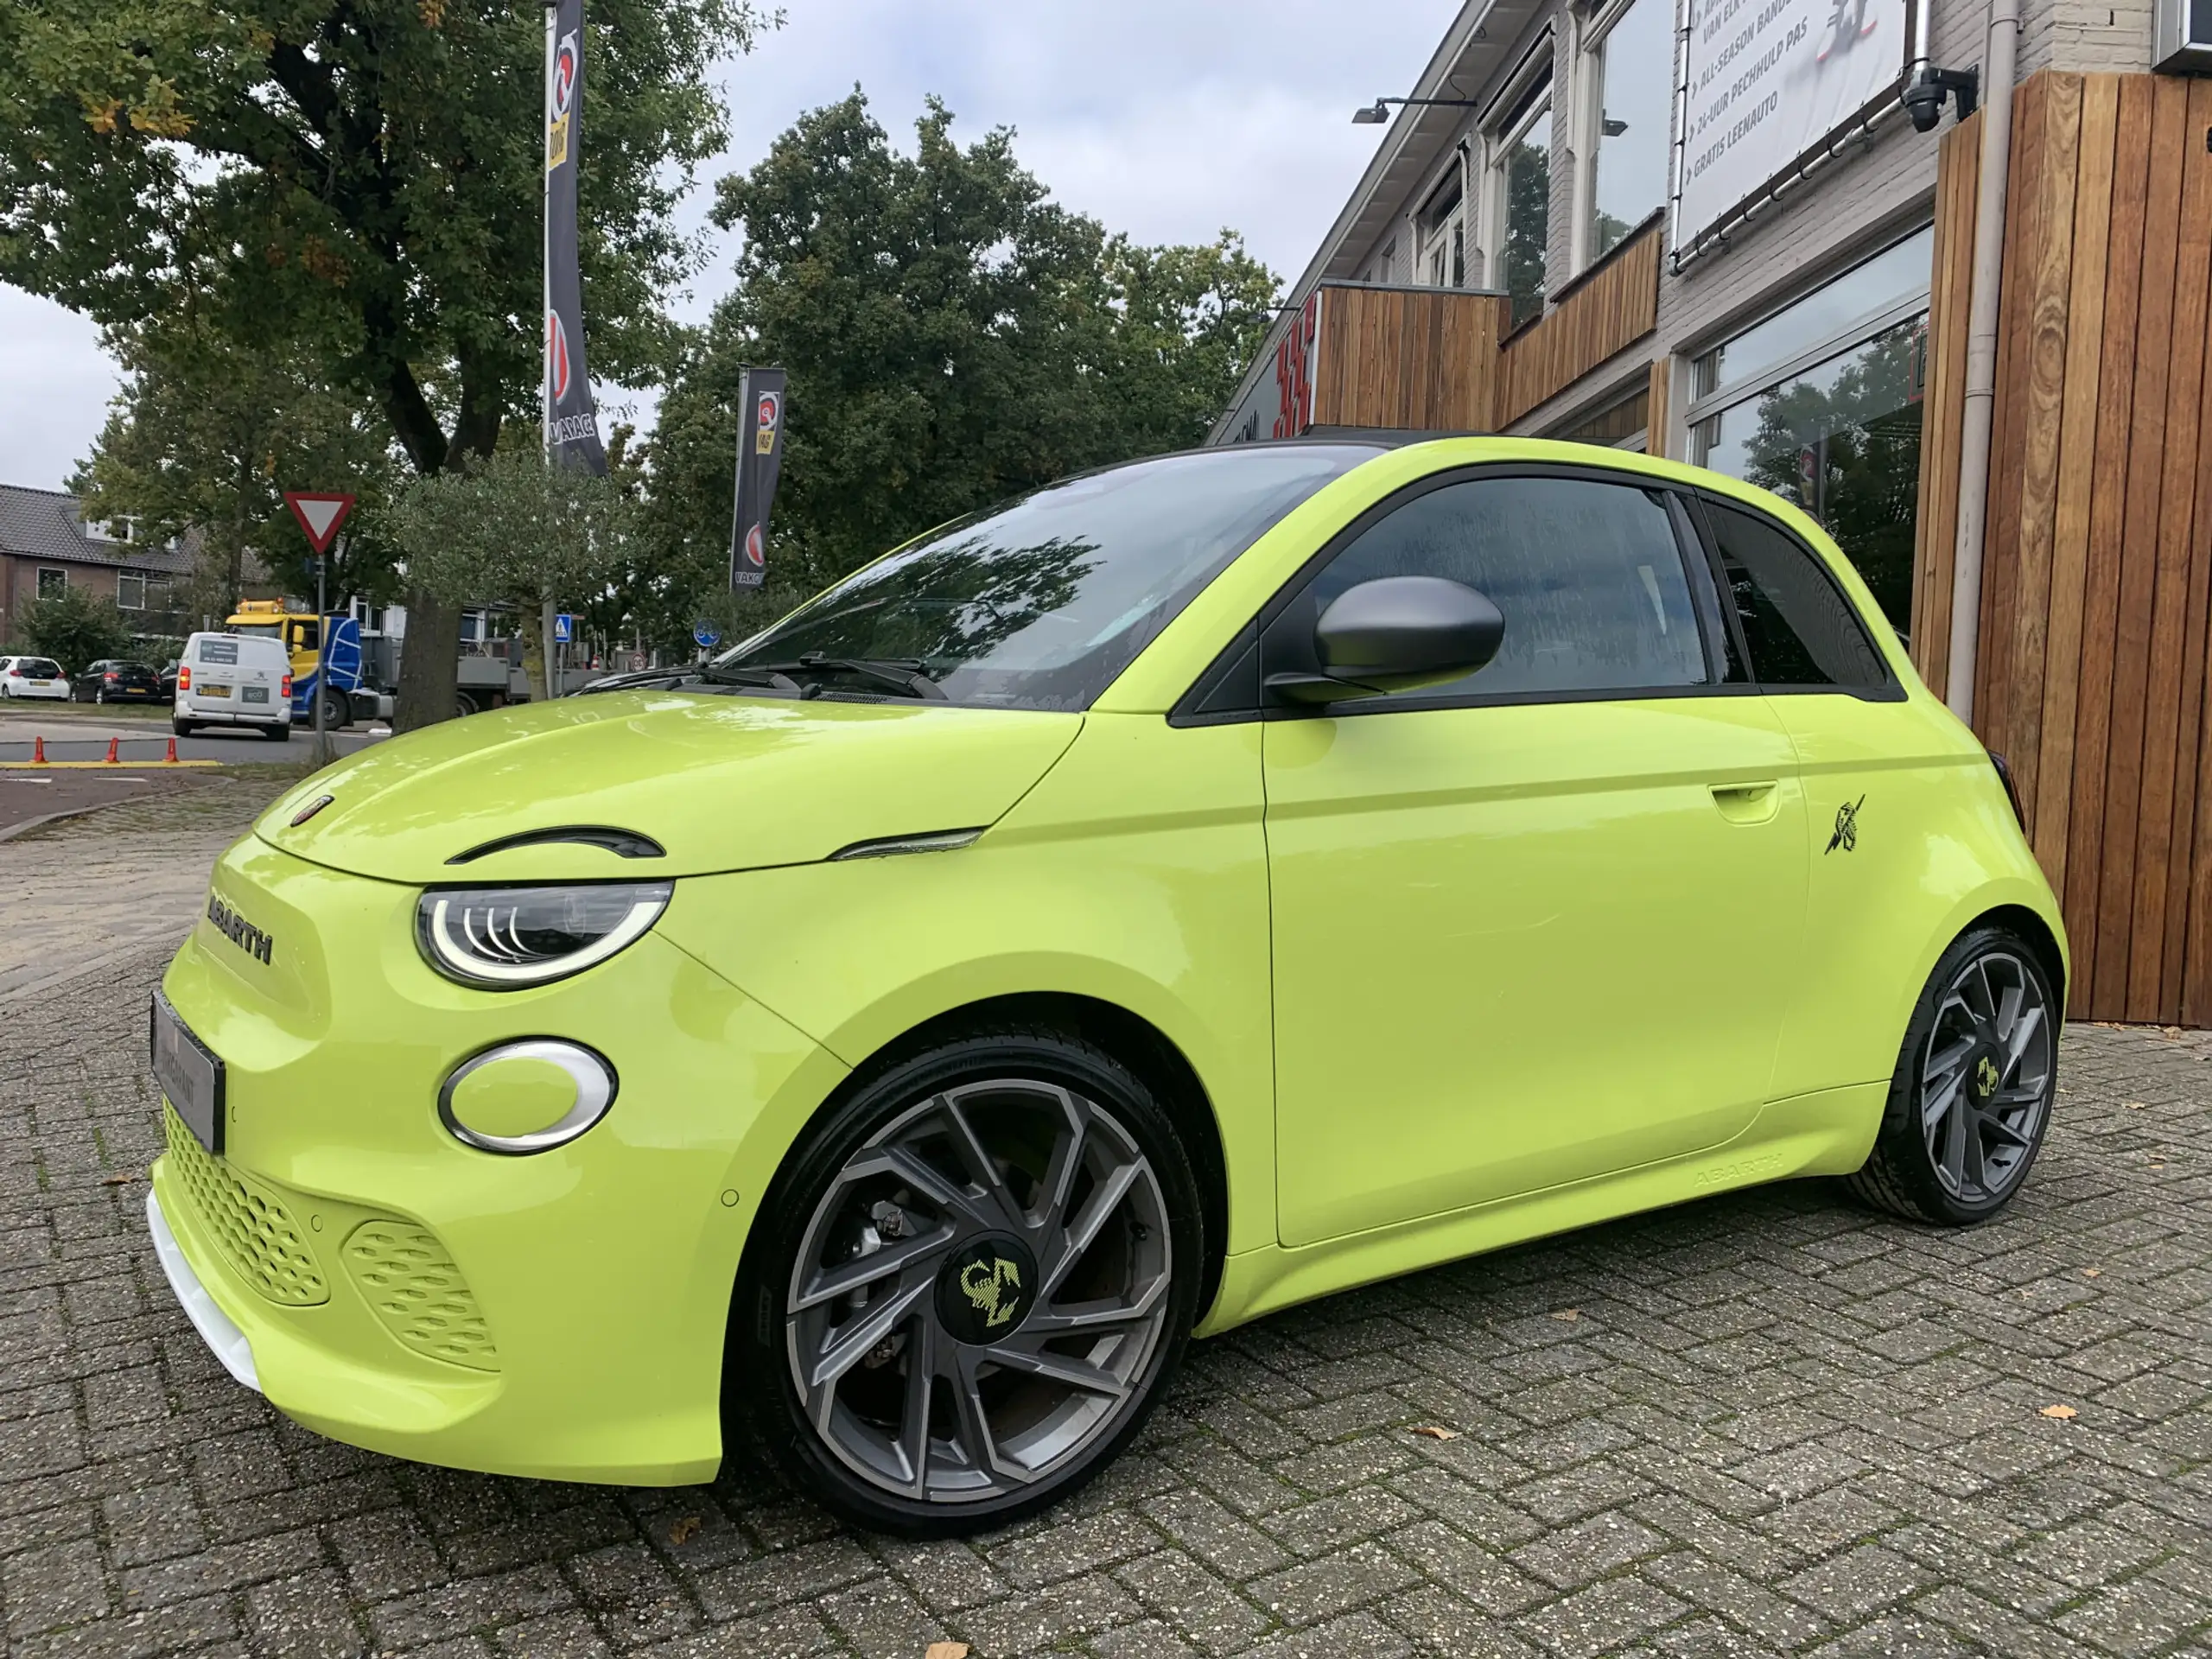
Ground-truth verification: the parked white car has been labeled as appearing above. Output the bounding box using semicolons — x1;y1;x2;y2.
172;632;291;741
0;656;71;700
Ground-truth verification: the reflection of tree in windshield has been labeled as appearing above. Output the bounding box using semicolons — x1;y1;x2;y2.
747;534;1099;668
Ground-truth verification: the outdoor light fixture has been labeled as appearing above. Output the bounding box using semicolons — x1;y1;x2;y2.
1603;117;1630;137
1351;93;1483;125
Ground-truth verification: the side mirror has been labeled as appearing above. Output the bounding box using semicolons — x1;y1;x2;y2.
1269;575;1505;704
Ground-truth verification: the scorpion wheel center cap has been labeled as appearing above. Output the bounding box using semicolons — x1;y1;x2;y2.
936;1232;1039;1345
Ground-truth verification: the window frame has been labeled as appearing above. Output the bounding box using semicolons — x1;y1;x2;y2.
117;571;146;611
1172;461;1759;727
1683;489;1906;702
1483;47;1557;325
1573;0;1667;275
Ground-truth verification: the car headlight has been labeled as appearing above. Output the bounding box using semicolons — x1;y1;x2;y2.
416;882;673;989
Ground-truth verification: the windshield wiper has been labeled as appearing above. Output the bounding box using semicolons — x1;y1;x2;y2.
576;663;803;697
744;654;948;700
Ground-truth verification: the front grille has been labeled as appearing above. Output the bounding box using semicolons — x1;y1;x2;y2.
342;1221;499;1371
161;1107;328;1306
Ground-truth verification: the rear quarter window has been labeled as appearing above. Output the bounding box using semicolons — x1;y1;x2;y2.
1700;498;1891;690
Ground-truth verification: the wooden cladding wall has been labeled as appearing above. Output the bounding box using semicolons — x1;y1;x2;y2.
1302;217;1662;436
1310;285;1510;432
1496;221;1664;428
1917;72;2212;1024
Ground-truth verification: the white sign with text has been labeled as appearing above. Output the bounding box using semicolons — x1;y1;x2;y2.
1675;0;1907;251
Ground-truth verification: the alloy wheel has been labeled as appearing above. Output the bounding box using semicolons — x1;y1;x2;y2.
785;1077;1173;1505
1918;949;2053;1204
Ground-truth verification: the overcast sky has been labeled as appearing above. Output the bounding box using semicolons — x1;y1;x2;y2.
0;0;1455;492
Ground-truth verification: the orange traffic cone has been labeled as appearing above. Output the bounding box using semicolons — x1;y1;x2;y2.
163;736;179;765
104;736;119;765
31;735;45;765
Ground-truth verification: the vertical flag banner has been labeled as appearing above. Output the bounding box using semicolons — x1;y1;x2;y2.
729;366;788;590
544;0;607;474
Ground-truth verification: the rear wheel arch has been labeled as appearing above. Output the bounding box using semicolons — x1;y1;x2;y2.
1974;903;2067;1016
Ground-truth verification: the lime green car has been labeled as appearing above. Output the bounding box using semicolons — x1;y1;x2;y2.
148;439;2063;1534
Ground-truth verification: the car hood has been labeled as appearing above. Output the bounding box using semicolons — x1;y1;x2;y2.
255;690;1083;884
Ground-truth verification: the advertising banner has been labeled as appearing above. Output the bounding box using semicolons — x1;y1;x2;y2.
728;367;788;591
544;0;607;474
1675;0;1908;253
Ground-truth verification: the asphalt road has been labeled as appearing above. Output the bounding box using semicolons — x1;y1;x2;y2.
0;709;385;767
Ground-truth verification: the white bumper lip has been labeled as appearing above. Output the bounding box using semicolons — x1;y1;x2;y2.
145;1189;261;1392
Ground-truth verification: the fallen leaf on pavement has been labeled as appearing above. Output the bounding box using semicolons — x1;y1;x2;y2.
925;1645;970;1659
2123;1100;2146;1109
667;1516;702;1547
1552;1309;1580;1322
100;1173;138;1185
2083;1268;2101;1278
1409;1425;1460;1440
2040;1404;2078;1420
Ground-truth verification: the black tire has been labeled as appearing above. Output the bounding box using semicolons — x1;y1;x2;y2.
454;691;480;718
171;721;194;738
318;688;350;730
1845;923;2058;1225
92;687;106;705
730;1026;1205;1536
262;721;292;742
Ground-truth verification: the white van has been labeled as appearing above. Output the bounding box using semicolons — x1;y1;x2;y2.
173;632;292;741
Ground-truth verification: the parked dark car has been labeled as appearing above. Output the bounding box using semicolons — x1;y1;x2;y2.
71;660;166;705
158;659;181;702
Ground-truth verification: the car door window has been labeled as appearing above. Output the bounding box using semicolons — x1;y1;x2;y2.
1304;475;1710;700
1700;499;1890;690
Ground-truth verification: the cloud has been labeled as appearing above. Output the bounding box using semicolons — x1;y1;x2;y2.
1;0;1454;491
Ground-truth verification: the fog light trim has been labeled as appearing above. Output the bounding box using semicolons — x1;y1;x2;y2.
438;1039;617;1155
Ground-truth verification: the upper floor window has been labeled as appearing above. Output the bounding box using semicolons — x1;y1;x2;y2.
1421;171;1466;289
1585;0;1671;266
1490;73;1554;327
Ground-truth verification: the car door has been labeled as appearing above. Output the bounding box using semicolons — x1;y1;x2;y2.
1263;467;1810;1248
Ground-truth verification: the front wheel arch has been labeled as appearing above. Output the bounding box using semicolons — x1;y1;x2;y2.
753;992;1230;1332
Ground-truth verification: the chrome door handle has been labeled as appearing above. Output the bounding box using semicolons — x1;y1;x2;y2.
1709;781;1781;824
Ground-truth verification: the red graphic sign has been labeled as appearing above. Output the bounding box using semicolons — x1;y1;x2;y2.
1273;292;1321;439
283;492;355;554
547;311;572;404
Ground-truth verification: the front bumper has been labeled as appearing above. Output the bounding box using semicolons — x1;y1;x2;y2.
152;836;848;1484
146;1187;259;1390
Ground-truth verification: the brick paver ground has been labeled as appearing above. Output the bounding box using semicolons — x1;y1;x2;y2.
3;791;2208;1656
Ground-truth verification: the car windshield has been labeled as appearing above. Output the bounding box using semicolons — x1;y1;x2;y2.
716;446;1380;711
231;623;283;639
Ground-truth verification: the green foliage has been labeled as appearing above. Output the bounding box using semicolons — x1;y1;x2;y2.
2;0;768;724
71;318;402;618
16;584;135;677
384;444;636;697
639;93;1280;650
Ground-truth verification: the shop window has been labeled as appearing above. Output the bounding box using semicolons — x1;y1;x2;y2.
36;568;67;598
1688;232;1934;635
1489;73;1553;327
1585;0;1671;266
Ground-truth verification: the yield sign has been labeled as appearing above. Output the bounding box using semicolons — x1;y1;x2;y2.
283;491;356;554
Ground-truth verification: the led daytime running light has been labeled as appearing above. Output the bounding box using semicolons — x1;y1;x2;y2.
416;882;672;989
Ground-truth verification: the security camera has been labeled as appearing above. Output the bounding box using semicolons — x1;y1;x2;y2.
1903;65;1980;133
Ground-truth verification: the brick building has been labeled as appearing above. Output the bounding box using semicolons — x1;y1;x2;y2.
1212;0;2212;1023
0;483;194;647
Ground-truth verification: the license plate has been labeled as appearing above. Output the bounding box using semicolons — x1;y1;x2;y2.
243;685;269;704
150;993;226;1154
29;680;50;689
201;683;231;698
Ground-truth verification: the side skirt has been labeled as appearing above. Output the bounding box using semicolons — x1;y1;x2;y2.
1195;1080;1884;1337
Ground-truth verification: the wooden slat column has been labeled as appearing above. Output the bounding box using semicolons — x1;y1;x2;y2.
1922;70;2212;1022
